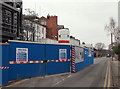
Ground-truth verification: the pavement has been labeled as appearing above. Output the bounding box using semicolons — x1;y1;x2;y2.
4;57;114;88
110;58;120;89
5;73;71;87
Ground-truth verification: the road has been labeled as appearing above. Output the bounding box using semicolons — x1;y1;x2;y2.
6;57;110;87
55;57;109;87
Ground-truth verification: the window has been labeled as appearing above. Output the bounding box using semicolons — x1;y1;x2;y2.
41;20;46;25
42;28;44;34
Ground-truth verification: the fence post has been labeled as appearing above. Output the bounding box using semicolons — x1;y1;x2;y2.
71;45;75;73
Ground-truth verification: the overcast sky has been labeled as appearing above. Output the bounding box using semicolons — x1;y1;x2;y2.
23;0;118;48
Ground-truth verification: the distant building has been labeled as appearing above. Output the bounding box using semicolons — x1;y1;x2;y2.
39;15;65;40
70;36;80;46
22;15;46;42
81;43;93;49
39;16;47;26
0;0;22;42
94;49;111;57
58;25;64;29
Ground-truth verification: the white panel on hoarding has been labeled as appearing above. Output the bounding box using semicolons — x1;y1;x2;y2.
16;48;28;62
75;46;84;63
59;49;67;60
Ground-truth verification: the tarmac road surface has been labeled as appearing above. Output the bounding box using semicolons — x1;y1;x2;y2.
6;57;110;87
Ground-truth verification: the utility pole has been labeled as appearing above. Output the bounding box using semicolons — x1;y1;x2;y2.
111;33;113;61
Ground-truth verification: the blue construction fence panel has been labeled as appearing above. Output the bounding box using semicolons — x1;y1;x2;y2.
0;44;9;85
84;48;94;66
0;44;2;85
8;41;71;82
74;46;94;72
8;41;46;81
46;44;71;75
0;41;94;85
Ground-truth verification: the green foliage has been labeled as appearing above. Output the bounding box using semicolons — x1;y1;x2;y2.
113;44;120;55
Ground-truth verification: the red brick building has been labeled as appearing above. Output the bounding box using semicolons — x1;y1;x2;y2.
39;15;64;40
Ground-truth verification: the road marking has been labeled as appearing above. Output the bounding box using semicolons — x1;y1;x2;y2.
52;74;71;86
104;61;108;88
107;61;111;87
45;72;70;78
67;75;71;78
104;60;111;88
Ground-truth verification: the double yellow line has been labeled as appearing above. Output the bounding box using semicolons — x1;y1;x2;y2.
104;60;111;88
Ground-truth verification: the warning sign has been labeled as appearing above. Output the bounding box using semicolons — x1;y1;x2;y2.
59;49;67;60
16;48;28;62
88;50;92;57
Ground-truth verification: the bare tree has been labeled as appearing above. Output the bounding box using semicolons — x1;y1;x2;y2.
105;17;118;47
94;43;105;50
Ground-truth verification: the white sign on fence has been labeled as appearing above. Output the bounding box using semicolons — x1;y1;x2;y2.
16;48;28;62
59;49;67;60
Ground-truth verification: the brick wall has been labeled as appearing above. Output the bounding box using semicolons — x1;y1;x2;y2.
39;15;60;40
